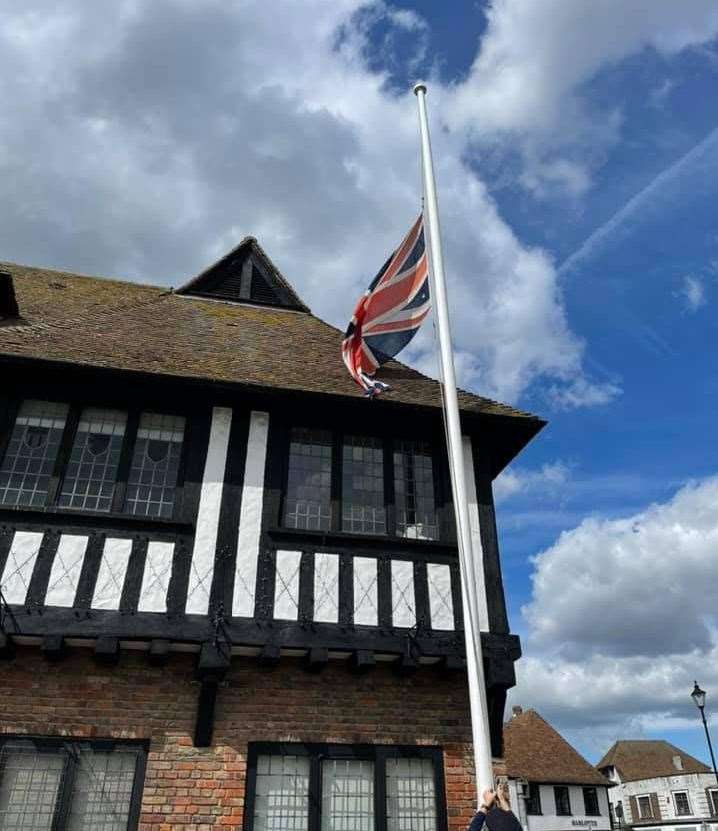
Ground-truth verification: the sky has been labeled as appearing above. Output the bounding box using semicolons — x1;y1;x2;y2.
2;0;718;766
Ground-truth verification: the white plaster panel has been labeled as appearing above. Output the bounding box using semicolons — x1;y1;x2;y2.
0;530;44;604
185;406;232;614
232;410;269;617
313;552;339;623
427;562;454;630
138;541;174;613
91;538;133;610
44;534;89;607
391;559;416;628
353;556;378;626
273;549;302;620
463;434;490;632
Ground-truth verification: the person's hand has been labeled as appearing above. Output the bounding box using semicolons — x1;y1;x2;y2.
480;789;496;811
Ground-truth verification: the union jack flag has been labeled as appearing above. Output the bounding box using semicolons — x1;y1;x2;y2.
342;214;430;396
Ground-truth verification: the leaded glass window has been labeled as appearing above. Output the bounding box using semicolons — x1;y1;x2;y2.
673;792;690;817
125;413;185;518
248;746;443;831
58;409;127;512
386;757;437;831
0;738;144;831
394;440;438;540
284;428;332;531
67;749;138;830
0;747;64;829
0;400;68;507
322;759;375;831
342;436;385;535
253;754;310;831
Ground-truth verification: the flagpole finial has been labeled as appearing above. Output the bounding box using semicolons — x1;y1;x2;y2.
412;81;427;96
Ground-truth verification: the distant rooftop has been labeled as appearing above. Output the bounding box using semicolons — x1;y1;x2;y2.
504;708;609;786
597;740;711;782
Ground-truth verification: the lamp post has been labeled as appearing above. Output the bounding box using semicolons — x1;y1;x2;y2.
691;682;718;803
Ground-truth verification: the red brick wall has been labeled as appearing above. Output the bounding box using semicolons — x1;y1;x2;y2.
0;645;494;830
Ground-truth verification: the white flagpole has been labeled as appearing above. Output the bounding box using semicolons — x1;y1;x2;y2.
413;81;495;799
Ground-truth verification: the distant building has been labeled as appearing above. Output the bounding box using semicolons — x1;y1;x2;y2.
503;707;612;831
597;739;718;831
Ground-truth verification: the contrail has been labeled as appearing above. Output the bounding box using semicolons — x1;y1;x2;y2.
558;125;718;278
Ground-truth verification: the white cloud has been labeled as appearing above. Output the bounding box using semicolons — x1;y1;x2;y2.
494;461;571;504
513;478;718;751
1;0;716;408
448;0;718;197
679;275;707;312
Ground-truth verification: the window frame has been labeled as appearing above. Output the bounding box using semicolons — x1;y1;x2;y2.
637;794;653;820
583;786;601;816
672;790;691;816
244;742;448;831
710;789;718;816
0;398;188;521
0;734;147;831
525;782;542;815
278;421;452;543
554;785;572;816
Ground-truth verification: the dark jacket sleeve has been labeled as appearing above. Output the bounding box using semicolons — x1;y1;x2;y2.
469;812;487;831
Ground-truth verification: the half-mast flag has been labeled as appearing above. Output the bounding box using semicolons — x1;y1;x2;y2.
342;214;430;396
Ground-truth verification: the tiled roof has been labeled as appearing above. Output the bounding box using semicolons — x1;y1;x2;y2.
596;740;711;782
0;259;542;423
503;709;610;786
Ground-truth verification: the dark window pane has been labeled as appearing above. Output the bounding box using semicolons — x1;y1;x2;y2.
58;409;126;512
555;786;571;816
342;435;385;535
673;792;690;816
394;440;438;540
584;787;600;816
124;413;185;518
283;428;332;531
0;400;68;508
526;783;542;815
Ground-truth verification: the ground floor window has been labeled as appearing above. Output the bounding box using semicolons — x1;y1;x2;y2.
245;743;447;831
0;737;146;830
710;789;718;816
583;786;601;816
525;783;542;815
554;785;572;816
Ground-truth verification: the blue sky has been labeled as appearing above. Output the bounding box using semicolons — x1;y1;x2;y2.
2;0;718;765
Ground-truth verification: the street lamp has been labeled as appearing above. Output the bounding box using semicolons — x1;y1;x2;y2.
691;682;718;798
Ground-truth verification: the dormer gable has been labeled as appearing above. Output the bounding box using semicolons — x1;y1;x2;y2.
176;236;310;312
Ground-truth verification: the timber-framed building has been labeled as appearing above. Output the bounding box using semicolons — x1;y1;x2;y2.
0;240;543;830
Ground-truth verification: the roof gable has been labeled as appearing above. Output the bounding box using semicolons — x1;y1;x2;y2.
504;709;610;786
177;236;310;312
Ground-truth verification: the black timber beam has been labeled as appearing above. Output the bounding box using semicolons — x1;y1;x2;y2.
0;632;14;659
94;636;120;666
41;635;65;662
148;639;171;666
194;677;220;748
0;606;521;667
258;644;280;668
193;641;231;748
304;647;328;673
351;650;375;674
